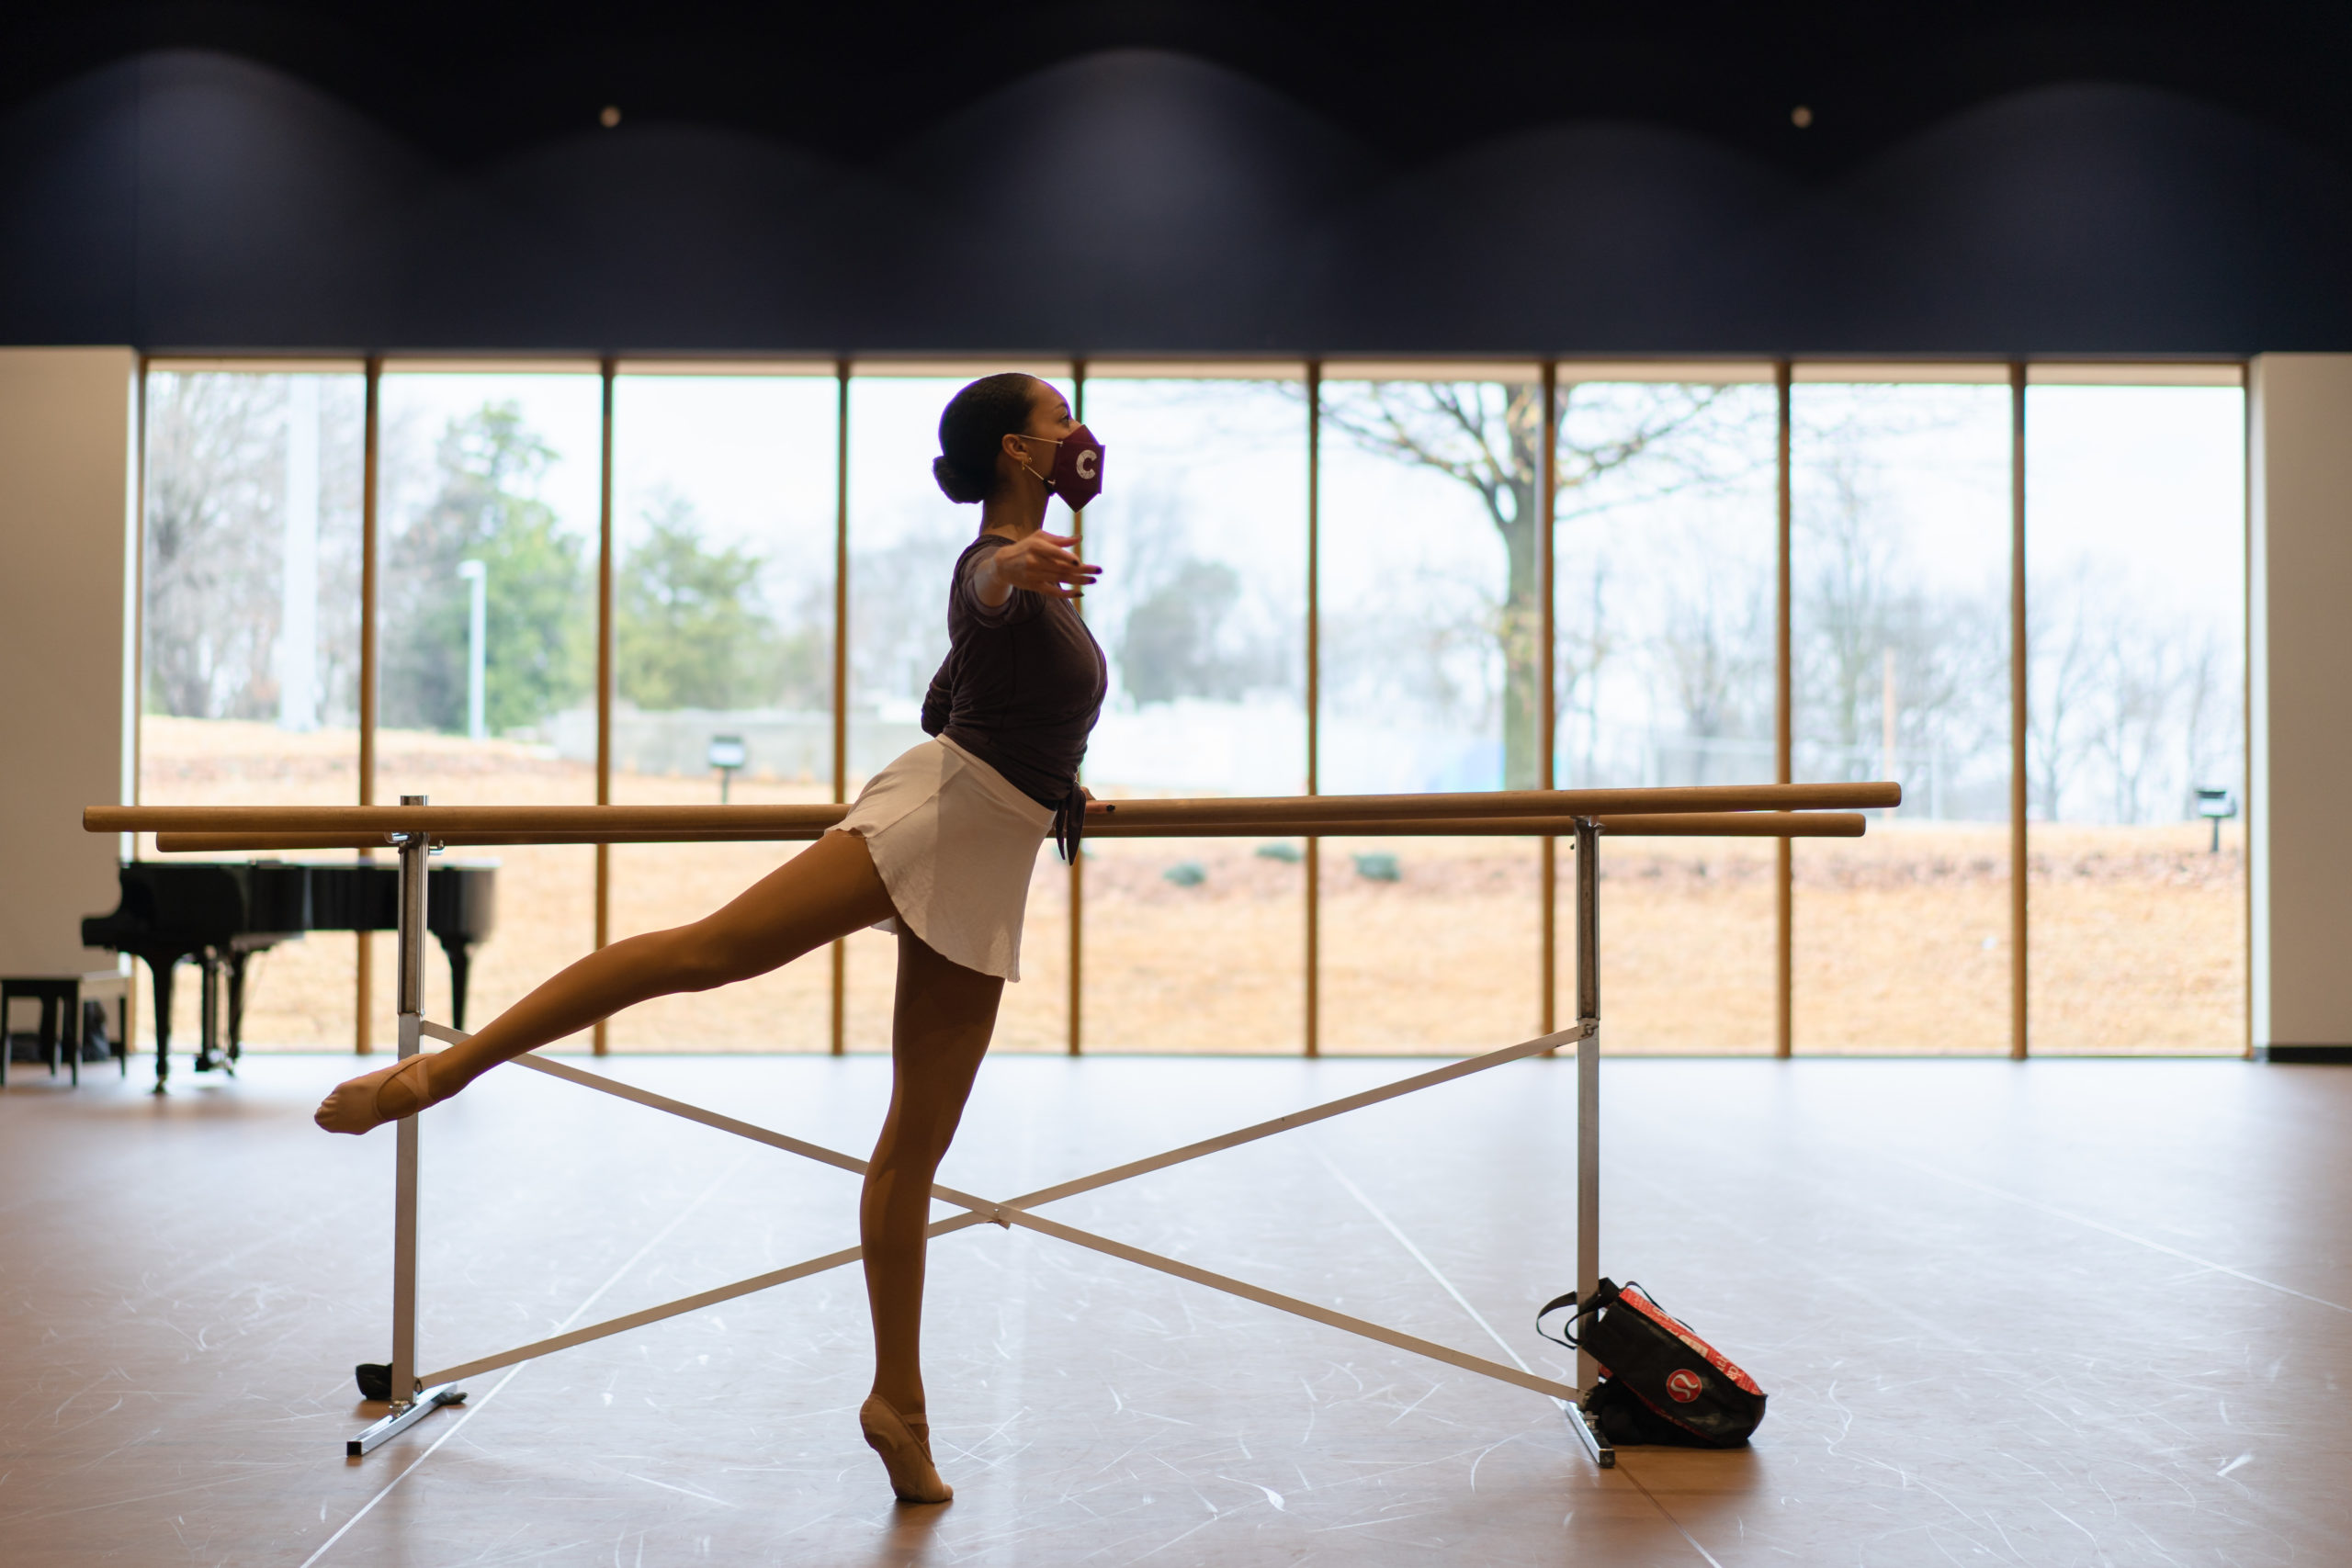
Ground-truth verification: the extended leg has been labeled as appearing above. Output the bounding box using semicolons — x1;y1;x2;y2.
317;831;897;1132
862;931;1001;1439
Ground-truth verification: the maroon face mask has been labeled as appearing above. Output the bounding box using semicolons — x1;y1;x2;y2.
1021;424;1105;510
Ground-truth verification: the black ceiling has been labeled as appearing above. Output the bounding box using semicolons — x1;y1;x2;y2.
6;1;2350;176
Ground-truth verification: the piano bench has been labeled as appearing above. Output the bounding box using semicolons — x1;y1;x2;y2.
2;973;130;1088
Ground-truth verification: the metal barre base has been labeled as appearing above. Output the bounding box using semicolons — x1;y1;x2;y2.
1565;1396;1616;1468
348;1382;467;1458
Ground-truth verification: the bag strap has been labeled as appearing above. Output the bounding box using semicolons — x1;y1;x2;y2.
1534;1277;1622;1349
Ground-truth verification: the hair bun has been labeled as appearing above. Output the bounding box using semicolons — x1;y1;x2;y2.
935;373;1038;505
933;455;988;504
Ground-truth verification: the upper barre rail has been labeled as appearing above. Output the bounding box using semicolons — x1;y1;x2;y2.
145;809;1867;853
89;780;1898;851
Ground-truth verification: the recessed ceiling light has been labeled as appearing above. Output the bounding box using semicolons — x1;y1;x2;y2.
600;105;622;129
1790;105;1814;129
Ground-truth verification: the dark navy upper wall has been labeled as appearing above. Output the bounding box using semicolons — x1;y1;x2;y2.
5;46;2349;355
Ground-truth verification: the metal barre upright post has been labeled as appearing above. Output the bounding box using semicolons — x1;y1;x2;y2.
1567;816;1614;1466
347;794;467;1457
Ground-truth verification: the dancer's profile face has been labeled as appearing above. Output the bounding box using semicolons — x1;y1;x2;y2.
1004;379;1076;466
1001;379;1104;509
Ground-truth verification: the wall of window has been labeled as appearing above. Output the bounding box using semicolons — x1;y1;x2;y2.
372;367;604;1039
133;355;2248;1059
136;365;365;1050
605;369;840;1052
2025;378;2245;1053
1079;370;1308;1052
1554;373;1781;1052
1791;373;2014;1053
844;367;1074;1052
1317;370;1543;1052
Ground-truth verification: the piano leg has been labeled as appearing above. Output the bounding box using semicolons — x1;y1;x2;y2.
224;949;252;1067
196;950;221;1073
436;935;474;1034
60;989;79;1088
141;952;178;1092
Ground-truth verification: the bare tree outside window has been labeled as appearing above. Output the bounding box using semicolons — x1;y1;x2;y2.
137;368;366;1054
1317;380;1759;789
1793;424;2008;819
142;374;362;725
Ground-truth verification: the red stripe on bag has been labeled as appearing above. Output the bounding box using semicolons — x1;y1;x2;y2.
1618;1285;1766;1396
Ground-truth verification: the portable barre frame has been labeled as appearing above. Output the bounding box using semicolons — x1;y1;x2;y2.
86;783;1893;1468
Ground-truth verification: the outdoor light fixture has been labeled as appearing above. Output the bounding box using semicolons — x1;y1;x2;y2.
708;735;748;803
2196;787;2238;853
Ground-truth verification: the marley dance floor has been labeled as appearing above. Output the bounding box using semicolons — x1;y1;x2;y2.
2;1049;2346;1565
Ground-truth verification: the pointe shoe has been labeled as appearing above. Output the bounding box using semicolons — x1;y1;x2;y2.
861;1395;952;1504
313;1054;438;1135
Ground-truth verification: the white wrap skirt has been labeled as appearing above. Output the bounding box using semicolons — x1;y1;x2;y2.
836;736;1055;981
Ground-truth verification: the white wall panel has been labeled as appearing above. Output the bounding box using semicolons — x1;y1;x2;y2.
2249;354;2352;1050
0;348;136;976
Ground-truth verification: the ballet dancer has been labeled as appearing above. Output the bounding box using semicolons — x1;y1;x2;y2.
314;372;1107;1505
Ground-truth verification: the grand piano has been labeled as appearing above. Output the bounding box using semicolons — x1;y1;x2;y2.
82;860;497;1087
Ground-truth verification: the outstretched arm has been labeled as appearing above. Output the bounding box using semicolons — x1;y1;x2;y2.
972;530;1098;606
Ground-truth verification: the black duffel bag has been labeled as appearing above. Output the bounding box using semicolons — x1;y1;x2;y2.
1538;1278;1766;1448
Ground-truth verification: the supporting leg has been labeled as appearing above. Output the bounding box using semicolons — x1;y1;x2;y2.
1568;817;1613;1468
864;931;1001;1421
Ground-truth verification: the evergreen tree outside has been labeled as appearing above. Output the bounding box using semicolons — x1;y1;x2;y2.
616;493;794;710
383;402;591;735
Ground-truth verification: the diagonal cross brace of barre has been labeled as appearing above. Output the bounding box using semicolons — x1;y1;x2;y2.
407;1016;1591;1403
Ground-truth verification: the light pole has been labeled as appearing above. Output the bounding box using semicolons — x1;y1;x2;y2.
457;559;487;740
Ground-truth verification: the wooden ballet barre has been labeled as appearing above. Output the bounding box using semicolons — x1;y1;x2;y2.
84;786;1894;1469
92;780;1896;851
143;810;1865;853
